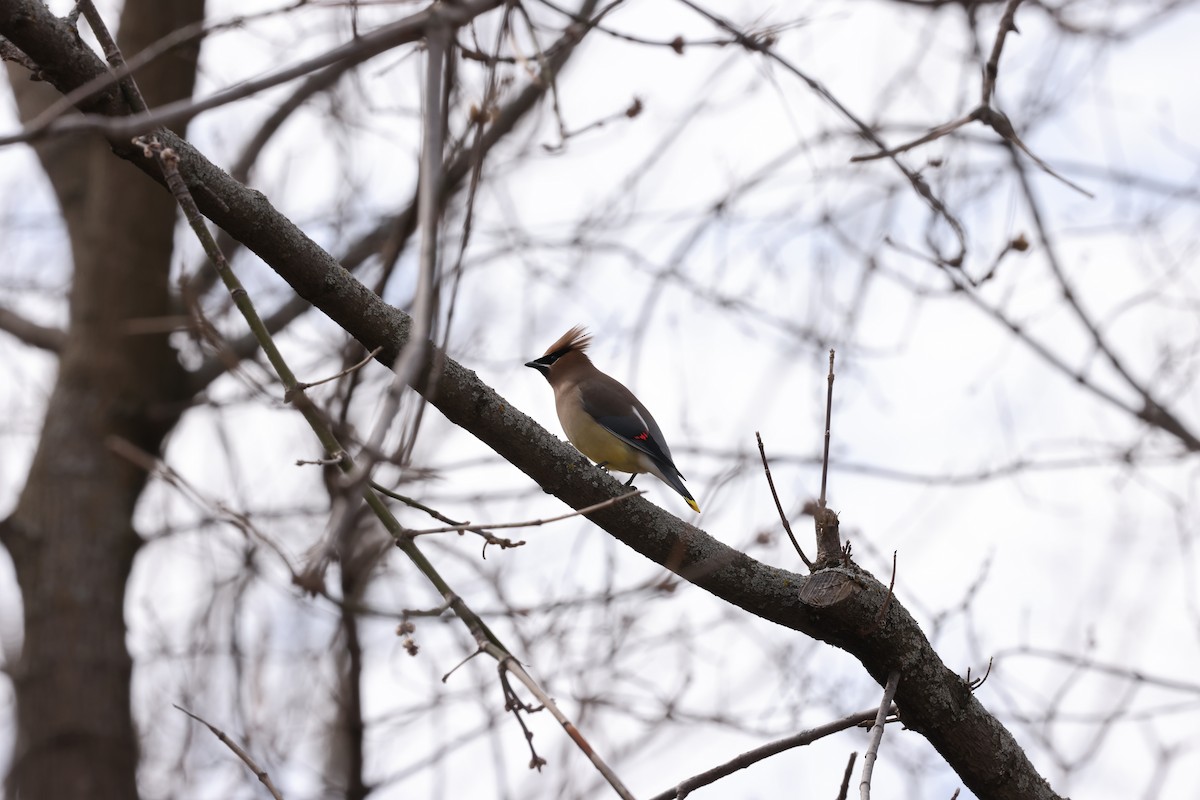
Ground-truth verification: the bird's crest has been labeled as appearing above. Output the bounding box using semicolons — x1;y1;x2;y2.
543;325;592;358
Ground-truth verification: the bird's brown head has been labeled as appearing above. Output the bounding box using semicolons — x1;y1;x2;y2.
524;325;593;382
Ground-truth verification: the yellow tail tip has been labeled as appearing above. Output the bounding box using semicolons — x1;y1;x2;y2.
686;498;701;513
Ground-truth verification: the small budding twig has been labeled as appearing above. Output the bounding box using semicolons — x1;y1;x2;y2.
497;658;549;772
484;644;636;800
296;453;345;467
175;705;284;800
966;657;995;692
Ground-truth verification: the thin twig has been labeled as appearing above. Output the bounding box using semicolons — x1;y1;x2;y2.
190;0;604;387
496;658;549;771
1008;148;1193;447
979;108;1093;196
675;0;967;265
993;647;1200;694
313;22;449;580
849;111;976;162
370;482;529;552
404;489;646;535
441;645;486;682
982;0;1024;106
130;16;642;800
76;0;148;114
819;348;835;508
836;752;858;800
648;706;888;800
860;671;901;800
135;126;511;664
941;269;1195;448
849;0;1092;200
439;1;514;371
12;7;303;143
485;644;636;800
106;435;300;574
755;432;811;567
288;346;382;395
0;0;507;146
0;306;65;351
174;705;285;800
107;435;449;623
369;481;461;522
296;453;345;466
967;657;994;692
868;550;898;633
812;348;843;564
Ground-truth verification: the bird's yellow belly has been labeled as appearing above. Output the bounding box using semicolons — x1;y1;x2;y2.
560;413;647;474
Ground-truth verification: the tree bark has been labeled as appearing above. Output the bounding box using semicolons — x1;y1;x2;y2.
0;1;203;796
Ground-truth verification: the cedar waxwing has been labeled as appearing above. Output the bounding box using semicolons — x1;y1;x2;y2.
525;326;701;513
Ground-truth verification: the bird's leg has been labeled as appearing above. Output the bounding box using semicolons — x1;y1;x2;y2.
593;462;636;487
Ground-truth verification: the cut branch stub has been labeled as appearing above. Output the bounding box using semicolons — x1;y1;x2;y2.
813;505;842;566
797;569;856;607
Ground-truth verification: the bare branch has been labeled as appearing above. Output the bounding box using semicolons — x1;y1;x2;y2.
756;431;811;567
837;752;858;800
649;707;886;800
981;0;1024;105
404;489;646;535
312;22;450;581
849;111;977;162
188;0;601;389
76;0;147;113
487;644;636;800
174;705;285;800
288;346;382;396
1008;148;1198;449
995;647;1200;695
819;348;835;508
850;0;1093;201
0;305;65;352
676;0;968;265
0;0;506;146
11;6;301;143
860;671;901;799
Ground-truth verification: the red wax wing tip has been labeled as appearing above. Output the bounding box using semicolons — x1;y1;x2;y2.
634;431;649;441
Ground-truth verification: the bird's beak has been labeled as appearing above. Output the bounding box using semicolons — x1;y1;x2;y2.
525;356;552;379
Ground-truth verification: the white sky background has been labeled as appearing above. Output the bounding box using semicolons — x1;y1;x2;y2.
1;0;1200;798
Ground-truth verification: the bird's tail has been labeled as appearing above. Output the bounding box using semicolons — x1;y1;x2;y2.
649;460;701;513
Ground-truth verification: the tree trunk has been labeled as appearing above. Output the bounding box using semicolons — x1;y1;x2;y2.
1;1;204;796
